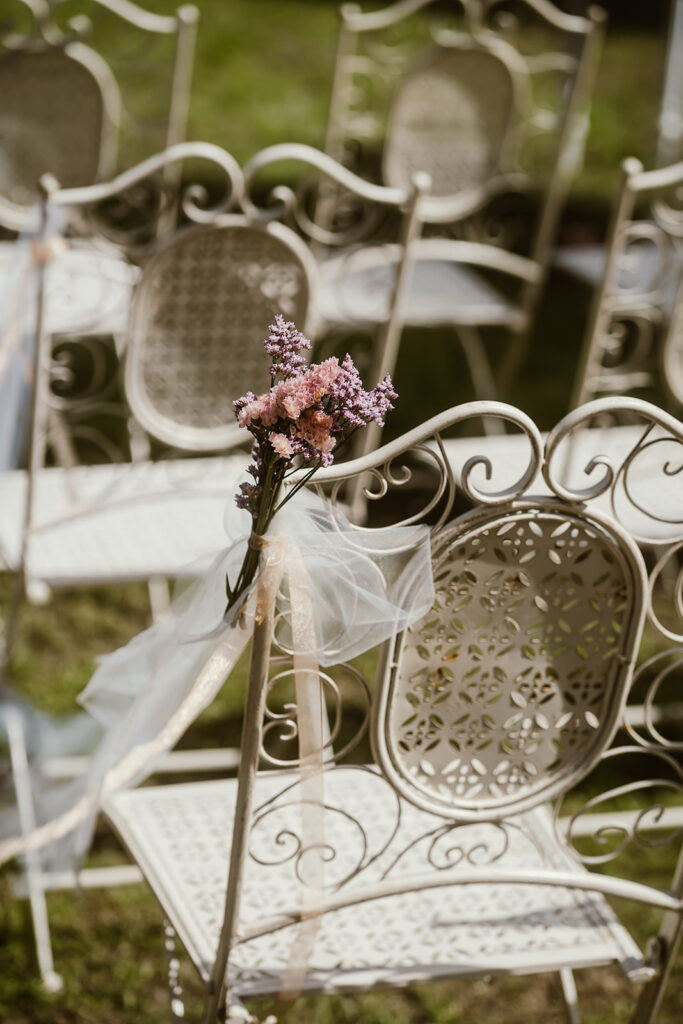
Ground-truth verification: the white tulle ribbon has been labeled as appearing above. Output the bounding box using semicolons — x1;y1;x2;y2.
0;488;434;870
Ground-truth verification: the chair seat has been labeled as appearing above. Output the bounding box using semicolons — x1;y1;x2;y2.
0;455;248;585
317;255;522;330
0;239;138;338
105;768;643;999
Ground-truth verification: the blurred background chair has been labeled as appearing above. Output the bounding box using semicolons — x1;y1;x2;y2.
0;0;200;491
0;140;426;989
1;141;424;613
103;397;683;1024
313;0;605;408
0;0;198;234
571;155;683;413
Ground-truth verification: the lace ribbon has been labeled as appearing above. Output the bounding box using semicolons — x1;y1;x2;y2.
0;491;434;875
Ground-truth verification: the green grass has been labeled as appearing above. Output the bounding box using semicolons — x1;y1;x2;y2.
50;0;667;206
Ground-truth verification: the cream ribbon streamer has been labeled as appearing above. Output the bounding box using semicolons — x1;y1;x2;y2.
277;535;326;1005
0;491;434;872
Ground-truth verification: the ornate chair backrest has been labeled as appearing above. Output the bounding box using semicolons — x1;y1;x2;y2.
0;0;198;232
382;40;519;199
123;217;317;452
21;144;244;483
0;43;119;228
373;499;646;820
323;0;604;280
573;157;683;413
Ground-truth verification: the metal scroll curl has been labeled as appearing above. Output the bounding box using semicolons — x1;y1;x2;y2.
304;402;544;532
558;746;683;866
42;141;244;232
260;659;371;768
248;766;403;893
543;398;683;544
624;648;683;748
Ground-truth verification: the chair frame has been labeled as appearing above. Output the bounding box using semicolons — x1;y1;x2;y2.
0;141;243;992
0;141;431;991
99;396;683;1024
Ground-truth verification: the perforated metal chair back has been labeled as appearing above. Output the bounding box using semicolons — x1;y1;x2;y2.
375;501;645;821
383;42;518;198
0;44;119;226
124;218;316;452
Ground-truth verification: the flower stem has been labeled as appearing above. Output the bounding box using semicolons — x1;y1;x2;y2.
224;451;283;615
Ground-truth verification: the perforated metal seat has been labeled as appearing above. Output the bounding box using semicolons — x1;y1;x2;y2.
106;771;644;998
0;456;247;586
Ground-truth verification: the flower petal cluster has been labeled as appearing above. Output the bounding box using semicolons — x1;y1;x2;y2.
227;315;398;610
232;317;396;519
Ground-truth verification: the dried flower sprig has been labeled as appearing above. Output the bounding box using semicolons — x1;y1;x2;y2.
225;315;396;612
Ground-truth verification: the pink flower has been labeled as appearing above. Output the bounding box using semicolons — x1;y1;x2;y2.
295;408;336;453
309;357;341;392
273;358;342;419
274;377;315;419
238;391;280;427
269;432;295;458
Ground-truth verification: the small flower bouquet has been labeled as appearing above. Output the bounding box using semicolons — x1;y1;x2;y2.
225;315;396;612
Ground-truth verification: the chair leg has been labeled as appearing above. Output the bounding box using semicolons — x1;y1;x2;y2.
148;576;172;623
559;967;581;1024
630;926;683;1023
3;703;63;993
494;324;530;399
454;326;505;436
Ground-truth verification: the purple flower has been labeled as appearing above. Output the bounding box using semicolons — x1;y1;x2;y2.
264;314;311;378
329;354;396;430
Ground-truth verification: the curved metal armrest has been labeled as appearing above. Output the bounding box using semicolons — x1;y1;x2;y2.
242;142;423;220
38;142;244;223
412;237;540;283
340;0;599;35
61;0;197;36
2;0;197;42
290;399;544;529
418;173;534;225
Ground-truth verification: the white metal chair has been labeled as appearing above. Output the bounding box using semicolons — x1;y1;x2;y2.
102;396;683;1024
0;142;244;991
1;142;426;603
0;144;253;609
571;156;683;413
0;0;199;444
0;142;429;989
315;0;605;403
